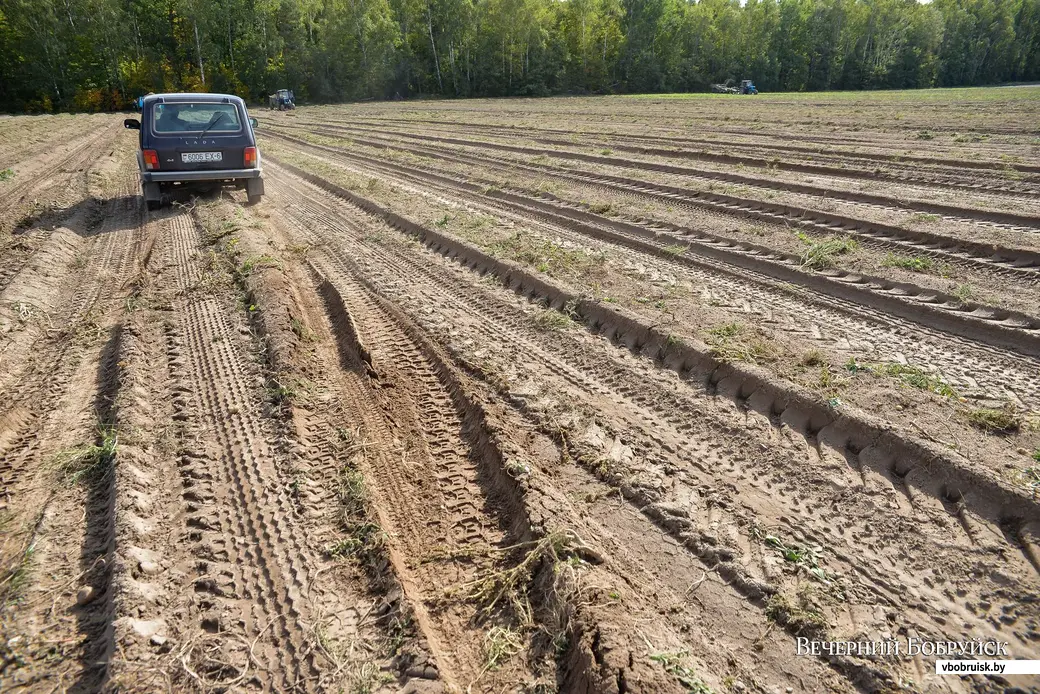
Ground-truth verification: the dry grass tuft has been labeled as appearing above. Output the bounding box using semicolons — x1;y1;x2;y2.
966;405;1021;434
706;322;780;365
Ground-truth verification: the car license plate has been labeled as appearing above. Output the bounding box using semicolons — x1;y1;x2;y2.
181;151;222;163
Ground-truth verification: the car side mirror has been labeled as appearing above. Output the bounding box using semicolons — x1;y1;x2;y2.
124;118;140;130
249;117;258;129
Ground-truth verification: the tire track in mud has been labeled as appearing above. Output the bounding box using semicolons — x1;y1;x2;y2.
234;183;553;687
265;179;844;692
307;263;845;693
156;211;322;692
265;143;1040;409
284;119;1040;228
306;264;525;690
263;161;1040;686
266;157;1040;482
246;208;815;692
232;248;437;691
98;201;426;693
268;131;1040;357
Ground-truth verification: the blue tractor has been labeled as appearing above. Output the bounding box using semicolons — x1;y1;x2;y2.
711;79;759;95
268;89;296;110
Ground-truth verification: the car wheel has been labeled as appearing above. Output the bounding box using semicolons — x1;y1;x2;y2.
146;199;162;211
247;193;262;206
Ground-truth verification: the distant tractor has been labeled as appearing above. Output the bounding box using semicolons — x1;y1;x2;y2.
711;79;759;95
268;89;295;110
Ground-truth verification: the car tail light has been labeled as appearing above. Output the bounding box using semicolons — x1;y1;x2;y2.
244;146;257;168
142;149;159;170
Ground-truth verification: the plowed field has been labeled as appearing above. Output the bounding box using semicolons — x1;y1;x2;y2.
1;89;1039;693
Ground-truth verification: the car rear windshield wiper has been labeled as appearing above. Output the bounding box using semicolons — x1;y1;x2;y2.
197;111;230;139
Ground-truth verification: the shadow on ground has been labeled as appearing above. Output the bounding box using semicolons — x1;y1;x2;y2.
9;186;231;237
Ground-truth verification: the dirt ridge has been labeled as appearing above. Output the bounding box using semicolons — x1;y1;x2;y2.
297;119;1040;228
268;154;1040;534
266;139;1040;360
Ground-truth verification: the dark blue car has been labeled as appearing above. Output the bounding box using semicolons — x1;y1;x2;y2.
123;93;264;210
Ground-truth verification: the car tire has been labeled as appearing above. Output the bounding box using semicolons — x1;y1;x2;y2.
247;193;262;206
146;199;162;211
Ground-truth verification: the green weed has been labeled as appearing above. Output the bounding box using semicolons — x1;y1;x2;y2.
967;405;1021;434
953;283;975;303
800;349;825;367
326;467;382;560
535;179;563;195
764;535;829;583
267;378;298;404
0;541;36;605
845;359;956;398
795;232;857;270
326;521;382;559
51;426;118;487
290;317;316;342
0;168;14;181
649;651;714;693
487;231;606;279
533;308;572;332
239;254;281;276
883;253;933;272
910;213;940;224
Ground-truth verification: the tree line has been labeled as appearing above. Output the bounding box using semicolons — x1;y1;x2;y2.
0;0;1037;112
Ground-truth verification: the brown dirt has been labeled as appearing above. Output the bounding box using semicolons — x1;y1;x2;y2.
1;92;1039;693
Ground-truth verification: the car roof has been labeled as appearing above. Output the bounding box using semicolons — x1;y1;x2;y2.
143;93;245;106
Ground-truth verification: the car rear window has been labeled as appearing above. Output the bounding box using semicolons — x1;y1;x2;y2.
152;103;241;133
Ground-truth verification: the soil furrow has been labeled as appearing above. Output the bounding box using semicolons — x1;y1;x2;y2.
324;114;1040;181
0;194;143;505
264;143;1040;403
0;165;147;691
273;123;1040;273
261;160;1040;688
293;217;845;692
296;118;1040;227
5;97;1038;692
266;159;1040;513
0;123;119;235
269;128;1040;332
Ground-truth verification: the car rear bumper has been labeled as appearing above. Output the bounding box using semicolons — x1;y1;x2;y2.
142;167;262;183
